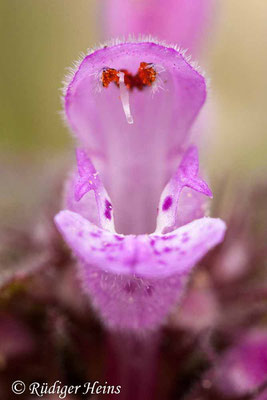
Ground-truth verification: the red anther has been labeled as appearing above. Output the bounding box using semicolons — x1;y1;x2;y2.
101;62;157;90
102;68;119;88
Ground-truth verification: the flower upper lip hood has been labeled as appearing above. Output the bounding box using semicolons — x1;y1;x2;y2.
64;39;206;152
63;39;207;234
55;39;226;331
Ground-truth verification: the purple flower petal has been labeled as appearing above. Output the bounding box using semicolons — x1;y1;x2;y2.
103;0;215;56
55;210;225;278
74;148;115;232
214;329;267;397
78;262;185;331
63;40;206;234
156;145;212;233
54;209;225;329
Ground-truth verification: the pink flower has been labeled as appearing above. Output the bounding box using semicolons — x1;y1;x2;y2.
103;0;215;56
214;329;267;397
55;39;226;331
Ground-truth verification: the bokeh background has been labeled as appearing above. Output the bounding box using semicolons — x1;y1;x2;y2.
0;0;266;221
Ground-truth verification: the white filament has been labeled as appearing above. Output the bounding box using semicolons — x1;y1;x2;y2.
118;71;134;124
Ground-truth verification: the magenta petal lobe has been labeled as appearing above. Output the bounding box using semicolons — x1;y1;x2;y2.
54;210;225;330
54;210;225;278
156;146;212;233
74;149;115;232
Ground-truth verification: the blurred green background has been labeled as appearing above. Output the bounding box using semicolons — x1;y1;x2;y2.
0;0;100;153
0;0;266;222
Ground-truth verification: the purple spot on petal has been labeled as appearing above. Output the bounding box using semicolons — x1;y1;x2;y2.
115;235;124;241
104;199;112;220
150;239;155;247
162;196;173;211
153;249;161;255
104;243;113;247
105;199;112;208
164;247;172;253
104;210;111;219
90;232;101;238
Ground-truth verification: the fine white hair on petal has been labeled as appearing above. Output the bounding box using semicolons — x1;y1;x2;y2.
60;34;206;99
150;63;166;95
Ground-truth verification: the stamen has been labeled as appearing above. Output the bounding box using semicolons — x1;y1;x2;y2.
138;62;157;86
101;62;158;91
118;71;134;124
102;68;119;88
